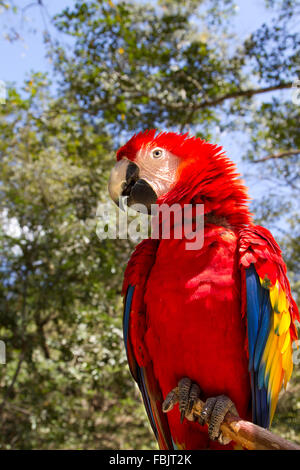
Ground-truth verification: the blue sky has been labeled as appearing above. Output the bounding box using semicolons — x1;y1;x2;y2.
0;1;70;84
0;0;269;87
0;0;292;210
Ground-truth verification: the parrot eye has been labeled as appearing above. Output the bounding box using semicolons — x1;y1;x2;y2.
152;148;163;159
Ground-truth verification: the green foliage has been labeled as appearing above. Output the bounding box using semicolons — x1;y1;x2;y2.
0;0;299;449
51;0;246;134
0;76;153;448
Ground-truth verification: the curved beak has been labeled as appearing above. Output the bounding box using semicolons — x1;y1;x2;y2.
108;159;157;212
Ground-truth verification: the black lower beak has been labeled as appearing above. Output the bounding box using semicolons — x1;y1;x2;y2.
127;178;157;212
121;162;157;212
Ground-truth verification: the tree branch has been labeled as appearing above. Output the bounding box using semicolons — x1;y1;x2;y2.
114;70;293;114
193;82;294;110
177;82;294;132
156;82;294;112
192;398;300;450
163;388;300;450
253;149;300;163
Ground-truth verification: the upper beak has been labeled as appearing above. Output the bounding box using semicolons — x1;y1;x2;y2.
108;158;157;212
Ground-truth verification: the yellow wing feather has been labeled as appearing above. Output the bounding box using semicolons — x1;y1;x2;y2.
259;277;294;425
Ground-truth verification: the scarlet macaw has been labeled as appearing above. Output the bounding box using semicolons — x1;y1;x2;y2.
108;130;299;450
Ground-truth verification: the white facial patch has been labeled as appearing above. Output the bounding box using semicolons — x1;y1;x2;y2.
135;146;180;198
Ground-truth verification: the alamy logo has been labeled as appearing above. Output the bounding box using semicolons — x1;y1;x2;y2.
0;341;6;364
0;80;6;105
292;79;300;105
96;199;204;250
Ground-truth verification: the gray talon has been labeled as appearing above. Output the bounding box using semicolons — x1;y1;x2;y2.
179;377;192;423
188;383;201;414
162;389;178;413
200;394;239;445
199;396;217;426
163;377;201;423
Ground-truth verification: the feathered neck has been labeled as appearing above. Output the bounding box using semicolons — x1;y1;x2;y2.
154;133;252;228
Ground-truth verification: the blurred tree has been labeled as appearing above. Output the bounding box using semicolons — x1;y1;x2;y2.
0;76;154;448
51;0;299;139
0;0;299;449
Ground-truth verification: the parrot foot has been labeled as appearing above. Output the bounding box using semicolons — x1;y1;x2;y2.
162;380;239;446
199;395;239;445
162;377;201;423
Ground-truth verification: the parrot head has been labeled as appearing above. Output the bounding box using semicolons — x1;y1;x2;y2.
108;130;252;226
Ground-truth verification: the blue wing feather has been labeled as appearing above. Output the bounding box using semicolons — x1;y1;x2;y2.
123;285;134;355
137;367;158;440
123;284;173;448
254;289;271;371
246;264;271;428
123;284;157;434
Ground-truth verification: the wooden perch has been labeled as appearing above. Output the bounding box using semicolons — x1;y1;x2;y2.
190;397;300;450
